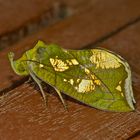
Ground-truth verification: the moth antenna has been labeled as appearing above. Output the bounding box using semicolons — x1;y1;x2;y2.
21;60;50;68
8;52;18;75
21;59;41;64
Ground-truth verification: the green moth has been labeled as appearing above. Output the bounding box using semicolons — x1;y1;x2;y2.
8;41;136;112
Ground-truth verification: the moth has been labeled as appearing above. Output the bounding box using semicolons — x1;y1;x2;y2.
8;41;136;112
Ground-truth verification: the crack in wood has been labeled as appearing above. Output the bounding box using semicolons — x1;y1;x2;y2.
0;3;70;51
126;130;140;139
84;16;140;49
0;77;28;96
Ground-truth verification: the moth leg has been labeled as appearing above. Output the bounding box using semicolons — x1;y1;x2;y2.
28;68;49;106
25;77;32;84
25;52;49;105
54;87;68;110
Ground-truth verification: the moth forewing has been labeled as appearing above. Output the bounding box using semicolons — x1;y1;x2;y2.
94;48;136;110
8;41;136;112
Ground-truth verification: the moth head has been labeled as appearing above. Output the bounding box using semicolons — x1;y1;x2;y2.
37;47;47;58
8;52;29;76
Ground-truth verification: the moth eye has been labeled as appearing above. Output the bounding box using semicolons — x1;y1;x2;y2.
37;47;46;55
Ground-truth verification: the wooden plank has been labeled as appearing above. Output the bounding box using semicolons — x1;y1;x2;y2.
0;0;92;36
0;0;59;49
1;82;139;140
0;0;94;49
0;3;140;140
0;0;140;92
0;22;140;140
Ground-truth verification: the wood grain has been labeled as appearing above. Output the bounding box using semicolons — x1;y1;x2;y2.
0;0;89;36
0;8;140;140
0;81;139;140
0;0;140;92
0;0;140;139
0;0;95;49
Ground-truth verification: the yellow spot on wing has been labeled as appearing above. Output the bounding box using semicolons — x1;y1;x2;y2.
77;79;80;83
116;81;124;96
39;64;44;68
90;50;121;69
84;68;100;85
116;85;122;92
71;59;79;65
84;68;90;74
63;78;74;85
121;92;124;97
69;79;74;85
66;59;79;66
76;79;95;93
119;81;122;84
50;58;69;72
66;60;72;65
94;80;101;85
63;79;67;82
91;74;95;80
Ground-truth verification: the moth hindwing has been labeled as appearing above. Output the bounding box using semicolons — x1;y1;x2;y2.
8;40;136;112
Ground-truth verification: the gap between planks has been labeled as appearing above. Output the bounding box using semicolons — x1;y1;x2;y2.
86;16;140;49
0;3;69;51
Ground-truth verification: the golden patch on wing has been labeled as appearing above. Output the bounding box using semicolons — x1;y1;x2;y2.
121;93;124;97
66;59;79;66
39;64;44;68
63;79;67;82
90;50;121;69
69;79;74;85
84;68;90;74
71;59;79;65
116;85;122;92
77;79;80;83
50;58;69;72
116;81;124;97
91;74;95;80
66;60;73;65
94;79;101;85
76;79;95;93
119;81;122;84
63;78;74;85
84;68;101;86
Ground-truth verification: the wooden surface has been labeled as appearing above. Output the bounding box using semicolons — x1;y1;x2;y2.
0;0;140;139
0;0;93;49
